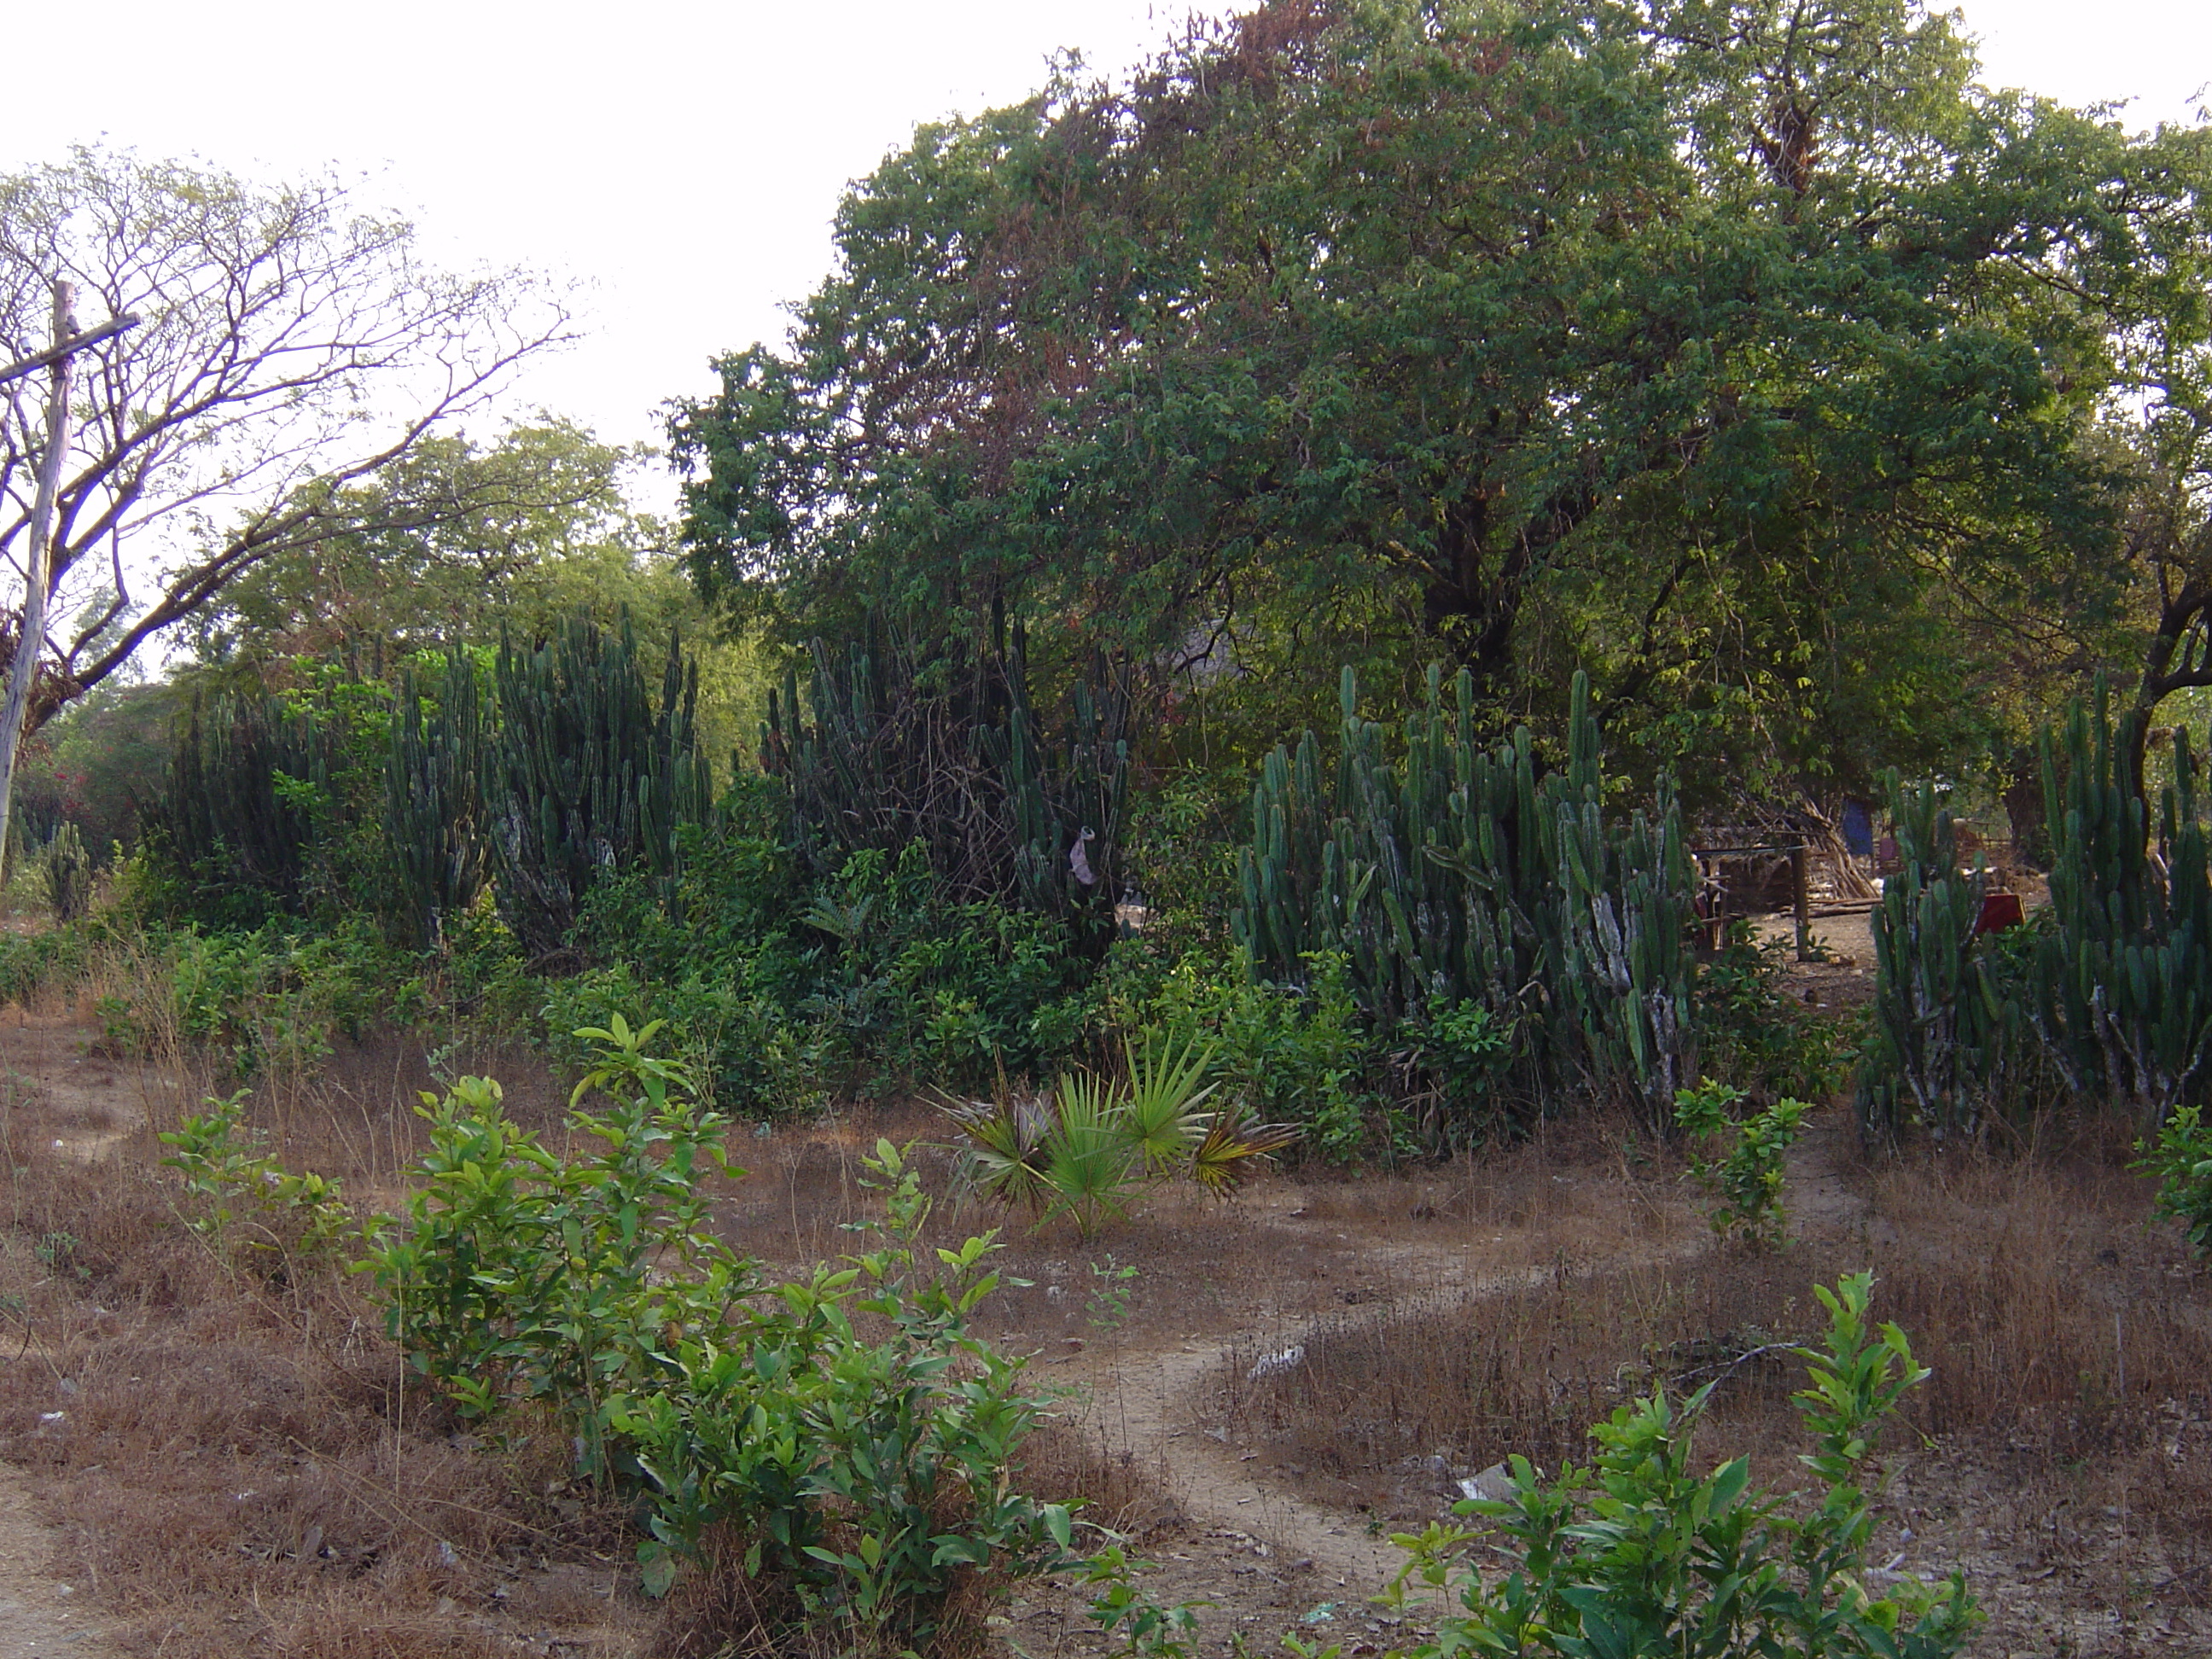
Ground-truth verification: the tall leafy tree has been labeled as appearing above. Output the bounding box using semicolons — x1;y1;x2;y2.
672;0;2158;793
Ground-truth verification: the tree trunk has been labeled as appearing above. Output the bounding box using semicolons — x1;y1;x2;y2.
0;283;78;882
2000;742;2050;871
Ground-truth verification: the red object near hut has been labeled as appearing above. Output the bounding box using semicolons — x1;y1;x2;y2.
1974;891;2024;936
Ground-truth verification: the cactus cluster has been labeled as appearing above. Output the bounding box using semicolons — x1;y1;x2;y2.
2031;690;2212;1118
147;691;335;914
762;624;1127;926
1860;684;2212;1135
384;649;487;952
1232;666;1696;1117
148;612;712;952
487;614;713;958
42;822;92;923
1855;777;2016;1138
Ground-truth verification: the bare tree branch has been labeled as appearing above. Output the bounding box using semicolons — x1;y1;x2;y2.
0;145;577;733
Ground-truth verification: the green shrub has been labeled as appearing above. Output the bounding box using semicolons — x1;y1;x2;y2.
565;839;1097;1110
363;1018;1070;1647
609;1141;1072;1637
1674;1080;1811;1249
92;920;397;1078
358;1014;742;1447
2136;1103;2212;1256
1370;1273;1977;1659
158;1089;352;1259
1693;931;1848;1103
1145;946;1379;1163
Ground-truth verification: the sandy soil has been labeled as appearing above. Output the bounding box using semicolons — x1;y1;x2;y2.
0;1461;114;1659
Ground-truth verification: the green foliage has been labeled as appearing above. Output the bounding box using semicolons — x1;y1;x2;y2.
1075;1543;1208;1656
9;680;177;861
672;0;2131;798
605;1139;1072;1640
486;610;713;957
1694;931;1848;1104
1674;1081;1811;1248
195;423;669;666
762;625;1129;928
1377;1273;1977;1659
2135;1103;2212;1257
361;1022;1071;1644
1237;667;1696;1124
358;1015;741;1448
92;920;398;1080
562;833;1098;1111
1118;1027;1219;1173
1862;686;2212;1135
157;1090;352;1257
1142;946;1377;1163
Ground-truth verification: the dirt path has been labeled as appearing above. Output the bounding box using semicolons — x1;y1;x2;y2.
0;1013;153;1659
0;1458;115;1659
0;1009;168;1161
1048;1109;1878;1613
1061;1236;1720;1598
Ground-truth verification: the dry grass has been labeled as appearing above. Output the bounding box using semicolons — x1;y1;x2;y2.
1224;1132;2212;1650
0;1015;1211;1659
7;964;2209;1657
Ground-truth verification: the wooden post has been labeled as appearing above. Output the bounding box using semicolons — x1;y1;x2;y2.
0;283;80;882
1790;841;1812;963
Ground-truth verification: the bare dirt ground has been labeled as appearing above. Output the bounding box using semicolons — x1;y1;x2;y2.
3;1001;2208;1658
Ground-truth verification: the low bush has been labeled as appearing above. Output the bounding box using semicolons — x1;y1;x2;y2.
1140;946;1385;1163
357;1015;1072;1651
1674;1080;1811;1248
1693;930;1848;1104
158;1088;354;1260
1365;1275;1977;1659
2136;1103;2212;1255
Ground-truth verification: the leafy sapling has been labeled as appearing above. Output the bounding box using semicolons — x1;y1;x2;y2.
1379;1272;1978;1659
2135;1103;2212;1256
1675;1080;1811;1248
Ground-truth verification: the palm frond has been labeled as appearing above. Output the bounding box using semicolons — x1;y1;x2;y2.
1120;1027;1218;1173
939;1088;1053;1214
1040;1072;1140;1238
1190;1101;1300;1197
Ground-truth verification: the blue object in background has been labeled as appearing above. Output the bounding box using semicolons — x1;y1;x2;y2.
1842;798;1874;858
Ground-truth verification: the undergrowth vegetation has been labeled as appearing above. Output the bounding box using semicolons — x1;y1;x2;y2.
136;1016;1084;1654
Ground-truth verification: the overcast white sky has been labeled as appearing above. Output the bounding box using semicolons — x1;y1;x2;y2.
3;0;2207;474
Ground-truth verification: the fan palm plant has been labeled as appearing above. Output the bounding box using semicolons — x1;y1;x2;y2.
1039;1072;1142;1238
939;1090;1054;1214
1118;1027;1219;1173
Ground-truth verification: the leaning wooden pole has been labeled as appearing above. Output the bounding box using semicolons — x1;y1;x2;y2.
0;283;81;882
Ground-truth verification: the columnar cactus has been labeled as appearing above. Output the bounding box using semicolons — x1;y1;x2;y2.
1233;666;1696;1115
761;623;1127;925
486;613;712;958
385;649;487;951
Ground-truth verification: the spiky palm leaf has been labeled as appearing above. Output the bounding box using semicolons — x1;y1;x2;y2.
1190;1102;1300;1197
940;1089;1053;1213
1120;1027;1219;1173
1039;1072;1141;1238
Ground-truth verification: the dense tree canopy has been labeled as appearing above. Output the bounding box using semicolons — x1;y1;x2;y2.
193;422;676;670
672;0;2184;798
